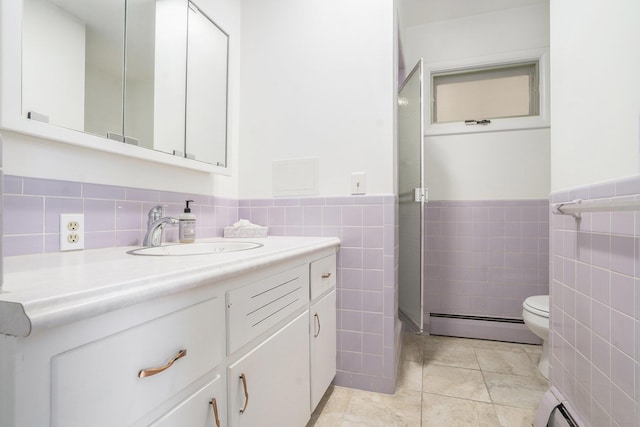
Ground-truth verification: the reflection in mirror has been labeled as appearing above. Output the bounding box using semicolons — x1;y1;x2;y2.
125;0;187;153
186;2;228;166
22;0;125;137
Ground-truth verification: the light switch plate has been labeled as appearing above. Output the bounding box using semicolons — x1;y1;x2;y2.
351;172;366;195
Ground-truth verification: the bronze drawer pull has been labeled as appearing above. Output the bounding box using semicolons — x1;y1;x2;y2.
210;398;221;427
138;349;187;378
239;373;249;414
321;273;332;279
314;313;321;337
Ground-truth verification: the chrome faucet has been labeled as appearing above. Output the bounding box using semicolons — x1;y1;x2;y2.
143;205;179;247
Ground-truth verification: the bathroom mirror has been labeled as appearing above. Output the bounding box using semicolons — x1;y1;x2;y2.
19;0;228;168
22;0;125;138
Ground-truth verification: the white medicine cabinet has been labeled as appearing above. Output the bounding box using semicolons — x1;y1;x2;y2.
0;0;229;173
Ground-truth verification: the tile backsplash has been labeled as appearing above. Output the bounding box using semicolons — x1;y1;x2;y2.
2;175;237;256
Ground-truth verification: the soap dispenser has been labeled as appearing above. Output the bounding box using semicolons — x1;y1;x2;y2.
179;200;196;243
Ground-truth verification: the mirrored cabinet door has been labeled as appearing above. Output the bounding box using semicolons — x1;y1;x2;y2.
186;2;228;166
22;0;125;138
125;0;187;154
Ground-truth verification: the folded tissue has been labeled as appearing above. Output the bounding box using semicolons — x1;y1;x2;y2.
224;219;268;238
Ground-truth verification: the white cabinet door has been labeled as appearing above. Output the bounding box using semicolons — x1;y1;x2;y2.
150;373;225;427
310;289;336;411
228;311;310;427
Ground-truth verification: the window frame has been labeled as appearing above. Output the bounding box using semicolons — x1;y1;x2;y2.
424;48;550;136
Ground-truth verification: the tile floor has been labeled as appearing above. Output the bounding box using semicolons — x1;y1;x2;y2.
308;334;548;427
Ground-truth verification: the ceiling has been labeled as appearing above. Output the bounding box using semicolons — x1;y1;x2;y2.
398;0;548;28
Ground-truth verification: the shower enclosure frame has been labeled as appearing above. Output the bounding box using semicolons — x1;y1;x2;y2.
397;59;425;334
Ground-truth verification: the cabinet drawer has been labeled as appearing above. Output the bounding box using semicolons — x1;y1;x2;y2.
310;254;336;301
149;373;225;427
227;265;308;354
51;297;225;427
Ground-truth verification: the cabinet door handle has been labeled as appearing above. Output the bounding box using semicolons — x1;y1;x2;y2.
321;273;332;279
138;349;187;378
239;373;249;414
314;313;321;337
210;398;221;427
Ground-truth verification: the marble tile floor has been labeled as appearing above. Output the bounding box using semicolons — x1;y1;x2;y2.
308;334;548;427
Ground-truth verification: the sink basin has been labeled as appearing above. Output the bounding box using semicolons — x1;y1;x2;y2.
127;241;263;256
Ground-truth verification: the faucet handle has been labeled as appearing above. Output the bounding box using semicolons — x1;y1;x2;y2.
148;205;165;223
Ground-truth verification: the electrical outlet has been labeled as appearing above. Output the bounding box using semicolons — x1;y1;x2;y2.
60;214;84;251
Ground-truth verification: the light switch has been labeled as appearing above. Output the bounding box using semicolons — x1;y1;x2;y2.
351;172;366;195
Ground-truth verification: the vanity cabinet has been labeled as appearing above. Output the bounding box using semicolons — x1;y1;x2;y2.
0;239;339;427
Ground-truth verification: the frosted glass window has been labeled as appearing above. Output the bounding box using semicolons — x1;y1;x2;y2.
432;62;539;124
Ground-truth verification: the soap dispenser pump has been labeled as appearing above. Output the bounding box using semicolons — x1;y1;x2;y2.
179;200;196;243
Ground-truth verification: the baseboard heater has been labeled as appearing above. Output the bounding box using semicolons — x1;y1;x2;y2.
429;312;538;344
552;404;580;427
430;313;524;324
535;388;583;427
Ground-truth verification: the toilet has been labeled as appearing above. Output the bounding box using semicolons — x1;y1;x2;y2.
522;295;550;379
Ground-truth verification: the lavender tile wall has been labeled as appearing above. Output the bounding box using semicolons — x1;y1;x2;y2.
425;200;550;329
239;195;399;394
2;175;238;256
3;175;400;394
550;175;640;427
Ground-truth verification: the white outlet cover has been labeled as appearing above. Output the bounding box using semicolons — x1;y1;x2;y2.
60;213;85;251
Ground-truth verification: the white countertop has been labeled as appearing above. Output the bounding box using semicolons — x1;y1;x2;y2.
0;237;340;337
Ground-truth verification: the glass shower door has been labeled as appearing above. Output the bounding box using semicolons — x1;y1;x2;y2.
398;60;425;333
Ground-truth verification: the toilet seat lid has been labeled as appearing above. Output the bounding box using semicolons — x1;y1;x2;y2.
523;295;549;316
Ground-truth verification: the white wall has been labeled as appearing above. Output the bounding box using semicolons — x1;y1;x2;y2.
238;0;396;198
2;0;240;197
426;129;550;200
403;4;549;65
550;0;640;192
403;3;551;200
